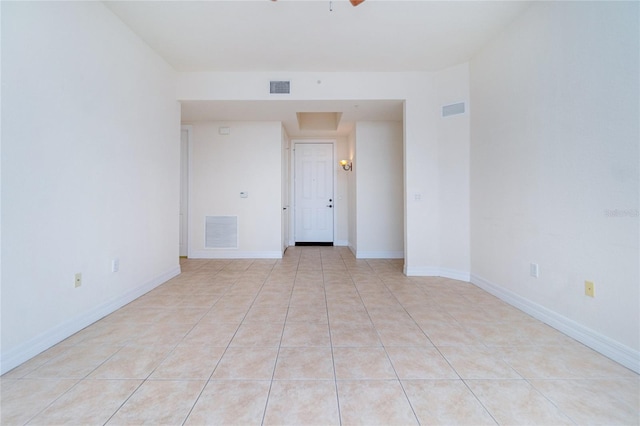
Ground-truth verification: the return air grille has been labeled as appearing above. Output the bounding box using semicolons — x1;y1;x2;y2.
270;80;291;94
205;216;238;249
442;102;466;117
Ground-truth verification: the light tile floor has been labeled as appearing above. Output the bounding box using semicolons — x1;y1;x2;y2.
2;247;638;425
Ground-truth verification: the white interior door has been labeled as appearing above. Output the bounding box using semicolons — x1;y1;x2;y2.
294;143;334;243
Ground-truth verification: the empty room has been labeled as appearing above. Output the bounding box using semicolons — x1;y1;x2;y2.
1;1;638;424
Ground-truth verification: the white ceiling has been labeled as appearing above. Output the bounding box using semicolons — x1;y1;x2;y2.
104;0;531;136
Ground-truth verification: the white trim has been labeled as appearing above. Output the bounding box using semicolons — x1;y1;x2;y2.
190;250;282;259
439;268;471;281
404;265;441;276
357;250;404;259
182;124;194;259
403;265;470;281
179;126;190;257
334;240;349;247
0;266;181;375
471;274;640;374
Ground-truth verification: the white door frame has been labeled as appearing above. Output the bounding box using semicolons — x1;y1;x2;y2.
180;125;193;258
290;139;337;245
281;130;290;254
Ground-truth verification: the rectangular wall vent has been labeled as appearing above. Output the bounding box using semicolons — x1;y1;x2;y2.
270;80;291;94
442;102;466;117
205;216;238;249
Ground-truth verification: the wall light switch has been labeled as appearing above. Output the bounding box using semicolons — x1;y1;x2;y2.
219;127;230;135
75;273;82;288
530;263;539;278
112;258;120;273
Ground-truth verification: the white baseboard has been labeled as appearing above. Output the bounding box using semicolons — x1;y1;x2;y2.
189;250;282;259
0;266;181;375
471;274;640;374
356;250;404;259
404;265;470;281
333;240;349;247
404;265;440;276
439;268;471;281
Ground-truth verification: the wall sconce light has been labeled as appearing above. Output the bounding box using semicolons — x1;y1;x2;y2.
339;159;352;171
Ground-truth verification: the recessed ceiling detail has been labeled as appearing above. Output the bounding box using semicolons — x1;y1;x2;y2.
296;112;342;131
179;99;403;138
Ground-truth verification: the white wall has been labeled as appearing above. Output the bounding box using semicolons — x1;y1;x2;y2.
188;121;282;258
402;93;442;275
1;2;180;373
177;71;450;275
470;1;639;371
355;121;404;258
347;129;357;253
435;63;471;280
334;136;350;246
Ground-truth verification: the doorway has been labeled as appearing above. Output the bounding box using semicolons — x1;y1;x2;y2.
293;142;335;244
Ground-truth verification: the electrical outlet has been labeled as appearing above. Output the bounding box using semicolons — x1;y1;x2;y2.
75;273;82;288
112;258;120;273
584;280;595;297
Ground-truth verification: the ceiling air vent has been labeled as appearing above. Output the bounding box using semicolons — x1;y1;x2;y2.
270;80;290;94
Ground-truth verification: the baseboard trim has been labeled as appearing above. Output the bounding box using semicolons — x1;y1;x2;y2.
0;266;181;375
471;274;640;374
356;250;404;259
404;266;470;281
333;240;349;247
189;250;282;259
404;265;440;276
439;268;471;281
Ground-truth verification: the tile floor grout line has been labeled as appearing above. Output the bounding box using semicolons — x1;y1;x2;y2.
177;260;242;425
16;378;81;426
24;341;135;425
259;253;295;426
101;379;147;426
457;377;501;426
163;257;273;426
322;247;345;426
524;378;580;425
361;258;422;426
409;272;506;425
130;260;241;426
